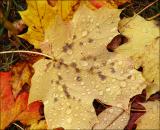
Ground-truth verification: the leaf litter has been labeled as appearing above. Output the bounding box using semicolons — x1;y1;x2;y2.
0;0;159;129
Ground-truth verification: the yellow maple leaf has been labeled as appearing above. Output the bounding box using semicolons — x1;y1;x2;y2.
29;5;147;129
19;0;80;48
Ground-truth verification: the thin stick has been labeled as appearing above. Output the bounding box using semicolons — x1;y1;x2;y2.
146;13;160;21
12;123;24;130
0;50;53;59
136;0;159;16
120;0;159;30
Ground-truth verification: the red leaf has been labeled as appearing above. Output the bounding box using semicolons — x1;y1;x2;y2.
89;0;106;9
0;72;14;111
0;72;43;129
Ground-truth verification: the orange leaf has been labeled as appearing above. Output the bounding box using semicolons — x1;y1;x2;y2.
89;0;107;9
0;72;43;129
16;101;43;125
0;72;14;111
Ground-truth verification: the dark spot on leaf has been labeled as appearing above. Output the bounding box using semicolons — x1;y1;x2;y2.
62;43;73;52
56;80;60;85
98;72;106;80
72;35;76;40
54;97;58;102
111;68;115;73
88;38;94;43
70;62;77;68
75;68;80;73
79;42;83;46
62;85;70;98
58;75;62;80
51;80;54;84
127;75;132;79
76;76;82;81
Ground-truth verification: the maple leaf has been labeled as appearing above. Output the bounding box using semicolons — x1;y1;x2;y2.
29;5;146;129
19;0;80;48
115;16;159;98
0;72;43;129
136;101;160;129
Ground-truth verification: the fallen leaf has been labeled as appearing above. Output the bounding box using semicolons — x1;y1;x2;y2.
116;16;159;98
0;72;43;129
19;0;80;48
29;5;146;129
93;106;130;129
136;101;160;130
11;61;34;97
0;72;14;111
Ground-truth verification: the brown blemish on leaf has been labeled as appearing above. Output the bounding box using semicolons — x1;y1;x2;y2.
62;85;70;98
88;38;94;43
62;43;73;52
76;76;82;81
97;72;106;80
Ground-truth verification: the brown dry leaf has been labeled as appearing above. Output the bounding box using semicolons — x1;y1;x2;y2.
11;62;34;97
29;5;146;129
136;101;160;130
93;106;130;129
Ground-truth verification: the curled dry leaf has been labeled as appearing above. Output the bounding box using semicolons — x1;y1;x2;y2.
11;62;34;97
29;5;146;129
93;106;130;129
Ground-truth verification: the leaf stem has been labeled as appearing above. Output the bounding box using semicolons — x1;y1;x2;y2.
0;50;53;59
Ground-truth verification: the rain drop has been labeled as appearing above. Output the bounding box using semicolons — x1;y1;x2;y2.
82;31;88;37
66;108;72;115
67;50;73;55
67;118;72;123
99;90;103;96
80;61;88;67
120;81;126;88
106;88;111;92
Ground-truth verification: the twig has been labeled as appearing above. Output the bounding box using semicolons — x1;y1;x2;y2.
12;123;24;130
146;13;160;21
120;0;159;30
0;50;53;59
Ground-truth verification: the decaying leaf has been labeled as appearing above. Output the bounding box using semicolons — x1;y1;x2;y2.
11;61;34;97
116;16;159;97
0;72;43;129
136;101;160;130
93;106;130;129
29;5;147;129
